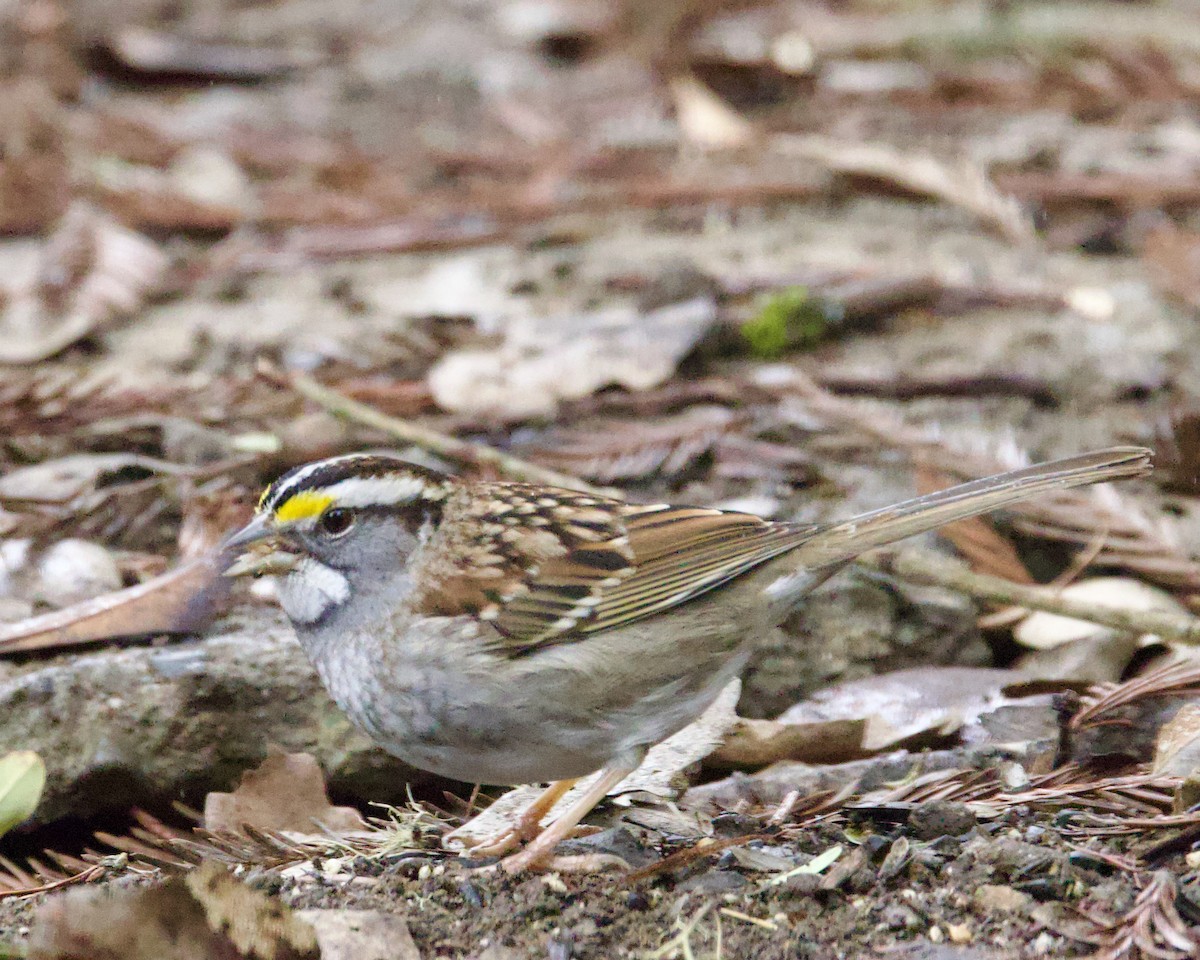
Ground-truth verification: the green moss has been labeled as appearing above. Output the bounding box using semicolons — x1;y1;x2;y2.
742;287;841;358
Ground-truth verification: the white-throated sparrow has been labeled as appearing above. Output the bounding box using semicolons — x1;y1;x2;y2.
222;445;1150;871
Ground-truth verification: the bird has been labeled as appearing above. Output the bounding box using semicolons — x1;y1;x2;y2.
221;444;1151;871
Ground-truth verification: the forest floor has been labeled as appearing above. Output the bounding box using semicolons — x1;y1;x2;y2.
3;0;1200;957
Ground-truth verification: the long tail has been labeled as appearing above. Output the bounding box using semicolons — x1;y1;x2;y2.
788;445;1152;571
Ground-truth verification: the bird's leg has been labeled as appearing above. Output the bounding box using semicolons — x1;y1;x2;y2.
500;765;635;874
455;779;578;858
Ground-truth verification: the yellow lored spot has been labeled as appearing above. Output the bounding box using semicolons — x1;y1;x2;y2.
274;490;335;524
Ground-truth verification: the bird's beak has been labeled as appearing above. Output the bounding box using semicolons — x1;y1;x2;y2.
221;516;301;578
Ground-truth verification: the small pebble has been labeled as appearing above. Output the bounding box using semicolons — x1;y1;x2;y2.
947;922;972;944
973;884;1032;915
908;801;978;841
676;870;748;894
780;871;820;895
710;813;759;837
880;904;921;931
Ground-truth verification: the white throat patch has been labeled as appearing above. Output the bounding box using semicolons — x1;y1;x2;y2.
275;558;351;624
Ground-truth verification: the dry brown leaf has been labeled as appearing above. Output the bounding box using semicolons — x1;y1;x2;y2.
1015;630;1141;685
27;862;320;960
708;717;868;769
0;554;226;656
711;668;1073;771
428;297;719;418
204;752;367;835
0;452;183;505
0;203;168;364
99;26;314;81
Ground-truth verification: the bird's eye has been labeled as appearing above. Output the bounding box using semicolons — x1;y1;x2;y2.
317;507;355;537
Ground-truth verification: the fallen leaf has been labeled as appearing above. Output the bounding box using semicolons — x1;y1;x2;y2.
0;203;168;365
204;752;367;835
708;717;868;769
27;862;320;960
0;554;227;657
776;667;1029;752
0;452;183;504
428;297;719;418
1014;629;1140;684
295;910;421;960
1014;577;1187;650
99;26;314;82
0;751;45;839
670;74;756;149
1153;703;1200;777
710;669;1066;769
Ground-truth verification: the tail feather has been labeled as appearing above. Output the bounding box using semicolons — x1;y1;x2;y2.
788;445;1152;572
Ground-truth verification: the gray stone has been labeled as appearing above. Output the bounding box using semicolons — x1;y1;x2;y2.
0;612;422;824
740;571;988;719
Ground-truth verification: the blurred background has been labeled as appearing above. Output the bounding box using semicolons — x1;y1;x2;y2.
4;0;1200;952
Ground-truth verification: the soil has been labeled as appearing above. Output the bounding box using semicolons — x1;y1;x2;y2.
269;813;1142;960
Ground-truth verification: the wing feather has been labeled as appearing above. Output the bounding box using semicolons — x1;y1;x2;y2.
409;483;814;655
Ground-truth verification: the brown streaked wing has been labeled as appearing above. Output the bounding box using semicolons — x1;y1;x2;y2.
580;506;815;634
489;503;814;653
409;484;639;635
411;486;817;655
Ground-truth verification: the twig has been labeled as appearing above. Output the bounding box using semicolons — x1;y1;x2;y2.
277;366;615;495
817;371;1059;407
864;549;1200;646
624;833;768;884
